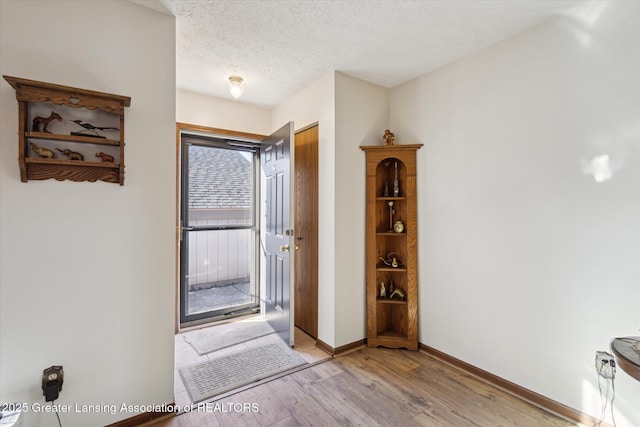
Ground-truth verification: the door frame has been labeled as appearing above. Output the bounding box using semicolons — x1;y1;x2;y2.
174;123;267;332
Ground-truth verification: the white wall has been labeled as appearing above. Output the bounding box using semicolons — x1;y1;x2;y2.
334;73;389;347
390;1;640;425
271;71;337;346
0;1;176;426
177;89;271;136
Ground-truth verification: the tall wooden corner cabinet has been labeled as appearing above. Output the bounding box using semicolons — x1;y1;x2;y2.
360;144;423;350
3;75;131;185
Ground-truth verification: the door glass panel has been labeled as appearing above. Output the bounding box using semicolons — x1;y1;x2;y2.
180;139;259;326
187;145;253;227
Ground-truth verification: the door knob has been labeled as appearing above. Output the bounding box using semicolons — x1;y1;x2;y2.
279;244;290;252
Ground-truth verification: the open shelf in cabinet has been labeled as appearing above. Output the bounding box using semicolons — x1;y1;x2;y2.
376;303;409;339
378;331;407;340
377;298;408;305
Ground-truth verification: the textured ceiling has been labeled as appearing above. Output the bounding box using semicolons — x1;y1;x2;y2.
132;0;587;107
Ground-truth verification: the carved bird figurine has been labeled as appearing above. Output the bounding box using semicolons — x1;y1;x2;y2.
72;119;119;134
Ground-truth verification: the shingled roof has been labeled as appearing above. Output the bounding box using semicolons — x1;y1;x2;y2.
188;146;252;209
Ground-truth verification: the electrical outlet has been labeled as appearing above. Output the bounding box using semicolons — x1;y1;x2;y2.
595;351;616;379
42;365;64;402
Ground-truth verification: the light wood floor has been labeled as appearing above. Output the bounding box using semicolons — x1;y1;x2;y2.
156;345;581;427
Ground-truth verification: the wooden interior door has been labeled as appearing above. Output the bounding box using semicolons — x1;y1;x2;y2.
294;125;319;338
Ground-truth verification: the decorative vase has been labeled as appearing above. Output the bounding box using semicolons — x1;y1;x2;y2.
394;220;404;233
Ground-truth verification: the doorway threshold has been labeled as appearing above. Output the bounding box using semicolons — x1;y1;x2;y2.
179;307;260;332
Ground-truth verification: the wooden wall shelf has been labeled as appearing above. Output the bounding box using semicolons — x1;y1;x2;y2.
3;75;131;185
25;158;119;168
361;143;422;350
25;131;121;146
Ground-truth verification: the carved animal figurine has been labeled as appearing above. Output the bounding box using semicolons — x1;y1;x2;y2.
95;152;114;163
383;129;395;146
379;281;386;298
56;148;84;161
390;289;406;301
32;111;62;133
30;143;56;159
378;252;404;268
72;120;119;136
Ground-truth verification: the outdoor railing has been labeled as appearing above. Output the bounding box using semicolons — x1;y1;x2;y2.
186;208;252;288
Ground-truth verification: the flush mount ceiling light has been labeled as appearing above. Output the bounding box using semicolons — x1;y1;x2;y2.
228;76;244;99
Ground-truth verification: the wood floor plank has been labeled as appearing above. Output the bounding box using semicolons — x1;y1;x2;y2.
342;348;445;415
395;355;536;426
409;356;555;426
244;381;292;426
352;348;520;426
284;363;329;386
270;375;342;426
265;415;301;427
305;356;342;379
321;369;417;425
413;407;483;427
333;354;433;418
175;410;221;427
296;371;389;425
344;350;498;426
